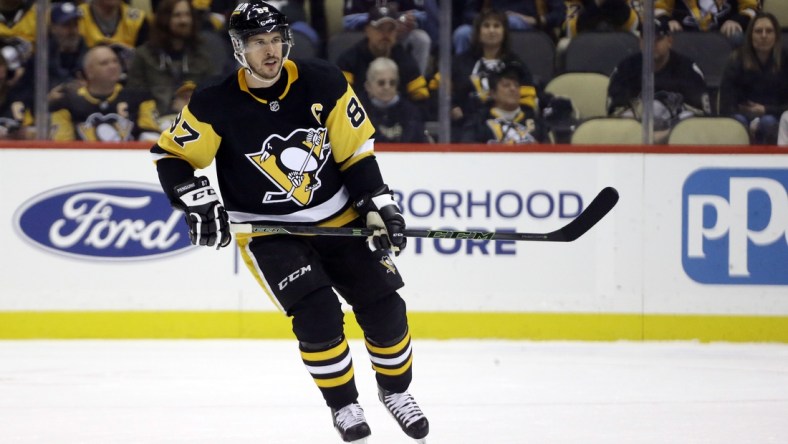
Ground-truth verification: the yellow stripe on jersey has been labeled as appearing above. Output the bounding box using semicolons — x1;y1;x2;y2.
406;76;429;101
156;105;222;169
137;99;160;133
0;3;37;42
519;85;537;110
50;109;76;141
341;71;355;85
325;84;375;166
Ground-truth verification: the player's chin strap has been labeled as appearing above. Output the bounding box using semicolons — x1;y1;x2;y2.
237;44;292;87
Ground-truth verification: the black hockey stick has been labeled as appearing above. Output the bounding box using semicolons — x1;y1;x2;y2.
231;187;619;242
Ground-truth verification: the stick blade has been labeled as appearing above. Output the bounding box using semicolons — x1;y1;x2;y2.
552;187;619;242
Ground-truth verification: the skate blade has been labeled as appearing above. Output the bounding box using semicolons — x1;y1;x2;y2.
414;439;426;444
348;439;368;444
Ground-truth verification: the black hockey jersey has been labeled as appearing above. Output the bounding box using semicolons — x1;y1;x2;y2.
152;58;377;228
49;84;160;141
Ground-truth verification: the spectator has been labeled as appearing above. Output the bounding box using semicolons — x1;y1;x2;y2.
344;0;436;75
655;0;759;44
361;57;427;143
607;17;711;142
336;3;429;105
453;0;566;54
719;12;788;145
779;110;788;146
78;0;150;66
0;0;36;43
48;3;88;91
157;80;195;131
127;0;219;115
461;65;543;144
0;51;32;139
441;9;537;137
565;0;639;38
49;45;160;141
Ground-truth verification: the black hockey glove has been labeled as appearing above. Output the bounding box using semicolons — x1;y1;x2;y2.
173;176;231;249
353;185;407;256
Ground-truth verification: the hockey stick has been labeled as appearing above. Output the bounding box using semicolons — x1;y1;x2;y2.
231;187;619;242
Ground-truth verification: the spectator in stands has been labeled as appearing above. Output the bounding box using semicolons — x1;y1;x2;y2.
453;0;566;54
565;0;639;38
0;51;32;139
49;45;160;141
461;65;543;144
336;3;429;106
344;0;437;75
719;12;788;145
655;0;759;45
78;0;150;67
607;17;711;143
127;0;219;115
48;3;88;92
157;80;195;131
361;57;427;143
0;0;36;43
778;110;788;146
440;9;537;138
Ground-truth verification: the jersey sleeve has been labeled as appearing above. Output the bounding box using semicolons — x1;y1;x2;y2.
323;73;376;172
152;104;222;170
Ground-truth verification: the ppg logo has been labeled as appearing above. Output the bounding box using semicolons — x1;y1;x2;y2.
682;169;788;285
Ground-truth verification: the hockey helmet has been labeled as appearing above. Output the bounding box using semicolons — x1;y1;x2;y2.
228;1;293;62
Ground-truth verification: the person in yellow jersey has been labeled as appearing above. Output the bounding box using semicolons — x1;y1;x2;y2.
78;0;149;65
149;2;429;443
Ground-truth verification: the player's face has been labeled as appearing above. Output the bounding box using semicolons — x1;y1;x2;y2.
751;18;776;54
244;32;285;80
169;0;193;38
478;19;504;48
366;70;399;103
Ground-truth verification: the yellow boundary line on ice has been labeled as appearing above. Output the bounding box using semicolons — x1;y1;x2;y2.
1;312;787;342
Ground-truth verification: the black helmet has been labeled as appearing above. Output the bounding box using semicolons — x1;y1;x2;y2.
229;1;293;48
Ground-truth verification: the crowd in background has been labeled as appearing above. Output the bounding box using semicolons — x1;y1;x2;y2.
0;0;786;145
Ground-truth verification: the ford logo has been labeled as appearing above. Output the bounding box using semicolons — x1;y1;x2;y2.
13;181;193;261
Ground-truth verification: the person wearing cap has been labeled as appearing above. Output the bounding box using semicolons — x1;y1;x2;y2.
127;0;220;115
343;0;436;75
655;0;759;44
607;16;711;142
48;2;89;92
460;65;543;144
336;3;430;107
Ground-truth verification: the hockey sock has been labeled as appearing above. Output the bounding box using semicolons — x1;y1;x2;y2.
365;328;413;393
300;335;359;409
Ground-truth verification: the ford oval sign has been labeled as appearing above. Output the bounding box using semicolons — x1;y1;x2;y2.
13;181;193;261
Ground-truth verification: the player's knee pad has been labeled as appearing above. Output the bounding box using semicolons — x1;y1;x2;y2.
353;291;407;344
289;286;344;344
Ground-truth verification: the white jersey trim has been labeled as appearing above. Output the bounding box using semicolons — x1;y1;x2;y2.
227;186;351;223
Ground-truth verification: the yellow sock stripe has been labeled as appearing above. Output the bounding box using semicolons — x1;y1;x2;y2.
372;354;413;376
300;338;349;362
365;331;411;355
314;366;355;388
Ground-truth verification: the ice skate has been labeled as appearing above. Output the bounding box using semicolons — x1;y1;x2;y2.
378;387;429;442
331;402;371;443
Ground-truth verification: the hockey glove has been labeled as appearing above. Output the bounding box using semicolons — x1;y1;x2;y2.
173;176;231;249
353;185;407;256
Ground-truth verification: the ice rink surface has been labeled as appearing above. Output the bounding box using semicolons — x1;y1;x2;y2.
1;340;787;444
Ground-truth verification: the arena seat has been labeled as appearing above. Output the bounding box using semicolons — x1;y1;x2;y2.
671;31;734;90
545;72;610;120
570;118;642;144
327;31;364;64
667;117;750;145
509;31;556;88
563;32;640;76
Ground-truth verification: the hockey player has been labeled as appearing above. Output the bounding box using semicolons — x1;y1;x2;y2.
149;2;429;443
